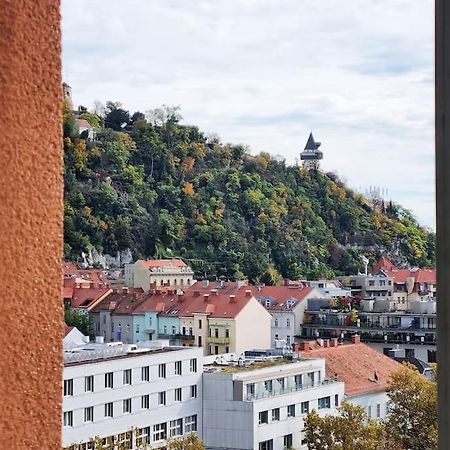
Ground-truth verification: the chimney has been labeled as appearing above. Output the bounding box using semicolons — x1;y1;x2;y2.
202;280;210;288
229;294;236;303
194;290;200;297
284;278;290;286
245;289;252;297
122;286;129;294
211;289;218;295
352;334;361;345
155;289;161;295
323;339;330;348
297;342;308;351
177;293;184;302
330;338;338;347
203;293;210;302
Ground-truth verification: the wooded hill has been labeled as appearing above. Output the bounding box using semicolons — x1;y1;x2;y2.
63;102;435;282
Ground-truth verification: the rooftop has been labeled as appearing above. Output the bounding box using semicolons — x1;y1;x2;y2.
300;341;402;396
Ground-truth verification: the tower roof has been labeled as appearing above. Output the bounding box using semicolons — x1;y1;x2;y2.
304;132;321;150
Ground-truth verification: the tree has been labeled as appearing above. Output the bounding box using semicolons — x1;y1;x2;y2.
64;309;92;336
304;402;390;450
385;364;437;450
167;433;205;450
104;101;130;130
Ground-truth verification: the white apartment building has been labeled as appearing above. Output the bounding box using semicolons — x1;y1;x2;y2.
202;353;344;450
62;342;202;449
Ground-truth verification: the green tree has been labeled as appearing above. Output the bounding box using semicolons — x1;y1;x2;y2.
167;433;205;450
64;309;92;336
386;364;437;450
104;101;130;130
304;402;391;450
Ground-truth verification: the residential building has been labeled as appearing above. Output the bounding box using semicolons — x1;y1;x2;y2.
298;337;401;420
124;259;194;291
62;342;202;449
373;257;436;309
202;351;344;450
64;286;112;312
301;304;436;362
90;281;272;356
75;118;95;140
306;280;351;299
253;284;322;348
338;274;394;302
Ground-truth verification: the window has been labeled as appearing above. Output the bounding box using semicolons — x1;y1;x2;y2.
225;328;230;338
275;334;279;340
284;434;293;448
368;405;372;418
175;361;182;376
141;394;150;409
158;391;166;405
191;385;197;398
287;404;296;417
175;387;182;402
318;396;331;409
247;383;255;397
172;325;176;335
307;371;315;385
163;325;167;334
105;372;113;388
301;401;309;414
225;346;229;353
190;358;197;372
136;324;140;333
286;335;291;345
159;363;166;378
369;280;375;286
258;410;269;424
277;377;285;389
63;379;73;396
215;345;219;354
123;398;131;414
142;366;150;381
215;328;219;338
335;394;339;407
264;379;273;391
63;411;73;427
104;402;113;417
136;427;151;447
295;374;302;388
198;319;202;329
170;418;183;437
286;318;290;327
376;403;381;418
153;422;167;442
259;440;273;450
271;408;280;421
85;375;94;392
185;415;197;433
84;406;94;422
123;369;132;385
198;336;202;347
274;318;278;327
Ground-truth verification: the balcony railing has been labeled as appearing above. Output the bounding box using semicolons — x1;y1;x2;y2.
245;378;340;401
302;321;436;333
207;336;230;344
157;333;195;340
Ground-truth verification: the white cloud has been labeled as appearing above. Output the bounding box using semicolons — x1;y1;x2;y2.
62;0;435;227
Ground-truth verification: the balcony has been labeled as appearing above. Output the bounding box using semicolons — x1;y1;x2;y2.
158;333;195;340
244;378;340;401
207;336;230;345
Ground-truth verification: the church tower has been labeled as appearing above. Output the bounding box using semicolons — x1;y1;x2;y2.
300;132;323;169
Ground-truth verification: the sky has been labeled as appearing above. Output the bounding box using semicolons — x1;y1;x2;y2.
62;0;435;228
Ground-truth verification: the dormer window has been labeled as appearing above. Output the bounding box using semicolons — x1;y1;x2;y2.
265;299;271;307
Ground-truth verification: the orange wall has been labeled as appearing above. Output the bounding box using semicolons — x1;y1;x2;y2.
0;1;62;448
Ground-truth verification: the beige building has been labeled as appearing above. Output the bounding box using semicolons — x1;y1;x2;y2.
124;259;194;291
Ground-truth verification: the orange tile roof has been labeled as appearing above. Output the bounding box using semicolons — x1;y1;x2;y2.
301;342;402;396
252;285;314;310
64;324;74;337
139;258;188;269
75;118;93;128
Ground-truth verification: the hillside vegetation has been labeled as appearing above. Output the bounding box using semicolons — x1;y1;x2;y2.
63;102;435;281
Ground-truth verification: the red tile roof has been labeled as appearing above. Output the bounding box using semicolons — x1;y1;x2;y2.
75;118;93;129
301;341;402;396
374;258;436;285
252;285;314;310
139;259;188;269
70;287;112;309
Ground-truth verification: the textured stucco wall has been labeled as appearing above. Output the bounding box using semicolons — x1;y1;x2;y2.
0;1;62;448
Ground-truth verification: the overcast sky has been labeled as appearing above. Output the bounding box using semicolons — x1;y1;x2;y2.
62;0;435;228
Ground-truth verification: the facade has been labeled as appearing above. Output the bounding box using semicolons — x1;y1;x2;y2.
306;280;351;299
62;342;203;449
203;353;344;450
254;285;322;348
338;274;394;302
91;282;272;356
301;304;436;362
124;259;194;291
75;118;95;140
298;337;401;420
